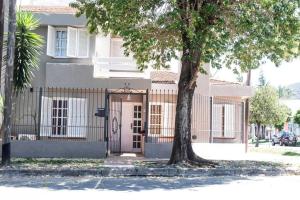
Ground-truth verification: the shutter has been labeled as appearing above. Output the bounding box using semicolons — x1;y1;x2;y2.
224;104;235;137
46;26;55;57
77;29;89;58
67;98;87;138
162;103;175;136
67;27;77;57
212;104;223;137
40;97;52;136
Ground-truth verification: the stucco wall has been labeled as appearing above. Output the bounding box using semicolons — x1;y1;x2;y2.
210;84;253;98
45;63;151;89
9;140;107;158
144;142;173;158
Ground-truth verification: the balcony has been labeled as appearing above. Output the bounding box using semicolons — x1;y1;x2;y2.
93;57;150;79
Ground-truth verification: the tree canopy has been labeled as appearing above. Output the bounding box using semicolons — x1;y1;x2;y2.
71;0;300;73
273;104;291;130
70;0;300;164
250;85;291;128
277;85;294;99
250;85;278;126
293;109;300;126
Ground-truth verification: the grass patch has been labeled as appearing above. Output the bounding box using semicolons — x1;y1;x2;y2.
9;158;104;169
249;139;270;144
134;160;285;169
282;151;300;156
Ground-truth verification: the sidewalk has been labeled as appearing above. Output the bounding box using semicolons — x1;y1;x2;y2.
1;153;299;177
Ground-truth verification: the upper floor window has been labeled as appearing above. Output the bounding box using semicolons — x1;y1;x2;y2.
47;26;89;58
55;29;67;57
110;38;125;57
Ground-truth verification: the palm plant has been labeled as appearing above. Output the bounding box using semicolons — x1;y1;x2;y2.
14;11;43;92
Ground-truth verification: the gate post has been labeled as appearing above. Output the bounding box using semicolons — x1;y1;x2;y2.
37;87;43;140
145;89;149;143
209;96;213;143
104;89;109;157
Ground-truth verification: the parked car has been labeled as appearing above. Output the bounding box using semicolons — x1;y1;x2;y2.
271;131;297;146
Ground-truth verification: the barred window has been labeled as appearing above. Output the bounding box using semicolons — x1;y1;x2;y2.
150;105;162;134
52;100;68;136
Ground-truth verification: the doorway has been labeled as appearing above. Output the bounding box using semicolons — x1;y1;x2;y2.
107;91;148;155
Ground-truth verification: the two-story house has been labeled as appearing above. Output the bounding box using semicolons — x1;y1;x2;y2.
7;4;253;158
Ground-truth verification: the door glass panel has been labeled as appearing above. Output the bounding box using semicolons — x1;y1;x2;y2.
133;105;142;149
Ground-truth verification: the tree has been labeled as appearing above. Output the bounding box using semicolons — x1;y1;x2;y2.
244;70;251;151
258;70;267;87
71;0;300;165
293;110;300;127
273;104;291;131
277;85;294;99
14;12;43;92
0;0;4;86
1;11;43;165
2;0;17;166
250;86;278;147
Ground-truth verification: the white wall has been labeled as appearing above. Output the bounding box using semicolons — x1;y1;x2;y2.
17;0;72;6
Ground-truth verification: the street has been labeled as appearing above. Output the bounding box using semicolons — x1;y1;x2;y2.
0;175;299;199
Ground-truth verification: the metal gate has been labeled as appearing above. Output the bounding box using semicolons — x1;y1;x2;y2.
109;98;122;153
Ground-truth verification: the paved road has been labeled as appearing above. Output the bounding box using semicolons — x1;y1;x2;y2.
0;175;299;199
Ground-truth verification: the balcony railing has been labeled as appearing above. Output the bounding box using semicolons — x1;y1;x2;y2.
93;57;150;78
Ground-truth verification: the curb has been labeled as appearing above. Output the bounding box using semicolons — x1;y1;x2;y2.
1;167;300;177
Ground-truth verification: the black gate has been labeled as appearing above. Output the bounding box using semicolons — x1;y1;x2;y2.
109;98;122;153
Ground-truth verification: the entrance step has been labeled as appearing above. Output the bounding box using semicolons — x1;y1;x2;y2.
104;153;144;167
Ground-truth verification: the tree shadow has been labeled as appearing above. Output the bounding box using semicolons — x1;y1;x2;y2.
0;175;255;191
282;151;300;156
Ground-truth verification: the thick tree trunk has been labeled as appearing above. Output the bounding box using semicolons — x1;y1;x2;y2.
2;0;16;166
244;70;251;152
0;0;5;141
168;53;214;166
0;0;4;84
261;126;266;139
255;124;260;147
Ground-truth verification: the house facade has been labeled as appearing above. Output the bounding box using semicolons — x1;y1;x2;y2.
2;4;253;158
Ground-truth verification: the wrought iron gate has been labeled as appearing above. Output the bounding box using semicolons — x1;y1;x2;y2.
109;98;122;153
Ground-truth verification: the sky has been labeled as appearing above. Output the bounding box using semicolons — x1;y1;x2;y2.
212;59;300;87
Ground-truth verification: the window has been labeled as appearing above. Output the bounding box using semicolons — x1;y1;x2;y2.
150;105;162;134
133;105;142;149
133;135;141;148
40;97;88;138
133;105;142;134
110;38;125;57
55;30;67;57
213;104;235;138
52;100;68;136
47;26;89;58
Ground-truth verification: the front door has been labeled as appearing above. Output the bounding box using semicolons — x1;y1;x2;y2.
121;103;143;153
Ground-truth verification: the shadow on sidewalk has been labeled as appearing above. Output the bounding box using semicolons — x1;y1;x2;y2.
0;175;252;191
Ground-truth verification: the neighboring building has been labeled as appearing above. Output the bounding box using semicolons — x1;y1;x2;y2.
6;5;252;158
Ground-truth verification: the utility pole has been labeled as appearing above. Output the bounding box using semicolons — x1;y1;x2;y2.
2;0;16;166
